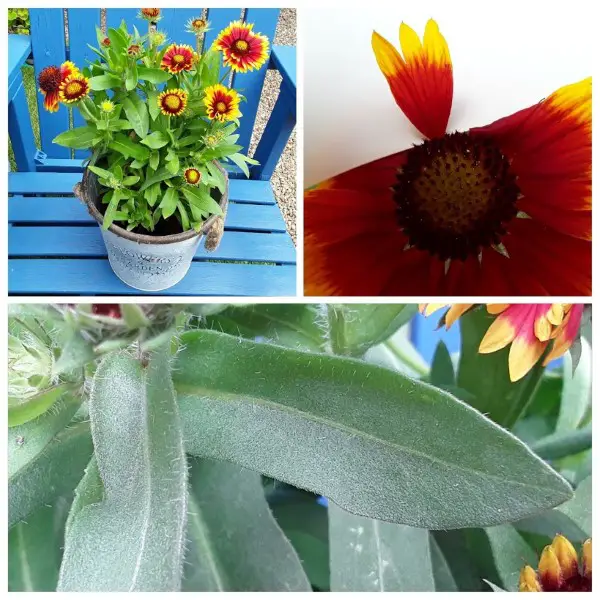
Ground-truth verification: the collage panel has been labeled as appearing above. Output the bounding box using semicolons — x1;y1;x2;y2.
303;4;591;296
8;7;297;297
8;302;592;591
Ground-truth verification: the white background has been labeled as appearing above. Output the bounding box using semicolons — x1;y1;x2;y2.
303;0;594;186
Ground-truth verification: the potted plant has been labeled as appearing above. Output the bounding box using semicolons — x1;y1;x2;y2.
36;9;269;291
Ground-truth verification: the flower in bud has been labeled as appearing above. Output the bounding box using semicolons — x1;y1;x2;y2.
139;8;161;23
519;535;592;592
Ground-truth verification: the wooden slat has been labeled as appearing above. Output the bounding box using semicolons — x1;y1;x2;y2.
29;9;70;158
67;9;102;159
9;196;287;233
9;227;296;264
9;259;296;296
9;172;275;204
271;45;296;95
232;8;279;153
105;9;140;31
8;34;32;90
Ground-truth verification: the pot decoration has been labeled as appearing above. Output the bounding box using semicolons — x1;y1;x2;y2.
38;10;269;290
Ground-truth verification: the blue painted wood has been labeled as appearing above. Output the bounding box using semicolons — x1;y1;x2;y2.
160;8;205;51
232;8;279;153
8;35;32;90
105;9;140;32
251;89;295;181
67;9;101;159
9;76;38;172
9;196;287;233
29;9;70;159
9;172;275;204
10;226;296;264
204;8;243;54
270;45;296;94
410;313;461;365
9;260;296;296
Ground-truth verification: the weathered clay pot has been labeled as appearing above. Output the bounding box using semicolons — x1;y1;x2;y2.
74;162;228;292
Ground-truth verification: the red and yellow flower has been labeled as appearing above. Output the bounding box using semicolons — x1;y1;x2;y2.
139;8;161;23
203;84;241;122
183;167;201;186
161;44;196;74
38;61;80;112
214;20;269;73
305;19;591;295
422;303;585;382
58;74;90;104
157;88;188;117
519;535;591;592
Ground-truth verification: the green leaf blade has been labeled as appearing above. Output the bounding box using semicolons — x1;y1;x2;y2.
174;330;573;529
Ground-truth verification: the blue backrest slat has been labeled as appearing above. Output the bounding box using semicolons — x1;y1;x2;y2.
106;9;140;32
30;8;70;158
231;8;279;154
160;8;205;50
67;8;101;159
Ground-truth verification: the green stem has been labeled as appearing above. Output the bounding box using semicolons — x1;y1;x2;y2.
383;339;429;377
531;425;592;461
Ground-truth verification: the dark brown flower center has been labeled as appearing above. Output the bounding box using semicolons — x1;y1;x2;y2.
38;66;62;93
393;132;520;261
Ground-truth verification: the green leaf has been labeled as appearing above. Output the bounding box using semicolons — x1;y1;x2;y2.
139;167;177;191
53;327;95;376
204;304;327;351
147;90;161;121
121;94;149;138
89;74;121;91
430;341;455;386
9;395;81;478
206;161;226;193
53;126;98;149
138;67;171;83
484;525;537;591
9;502;70;591
181;186;223;216
557;475;591;536
140;131;169;149
486;580;508;592
431;530;485;591
513;509;588;543
228;152;250;177
174;330;573;529
429;535;458;591
159;187;179;219
120;304;151;329
329;503;435;591
125;62;138;91
166;155;180;175
556;339;591;432
144;182;161;207
457;307;546;427
176;201;190;231
88;165;114;180
108;133;150;162
327;304;417;356
122;175;140;186
102;188;122;229
57;347;187;592
183;458;311;591
9;422;93;528
530;424;592;460
8;384;74;427
149;151;160;171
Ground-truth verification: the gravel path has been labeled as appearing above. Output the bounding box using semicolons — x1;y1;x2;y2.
249;8;297;244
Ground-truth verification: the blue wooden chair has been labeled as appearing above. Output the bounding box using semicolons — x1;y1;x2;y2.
8;8;296;296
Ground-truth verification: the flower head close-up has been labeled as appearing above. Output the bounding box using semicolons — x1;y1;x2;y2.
37;61;80;112
157;88;188;117
214;20;270;73
203;84;241;122
304;10;591;295
160;43;196;74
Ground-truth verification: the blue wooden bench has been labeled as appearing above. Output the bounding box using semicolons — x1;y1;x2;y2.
8;8;296;296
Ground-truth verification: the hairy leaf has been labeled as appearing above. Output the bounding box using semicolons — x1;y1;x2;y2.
556;339;591;432
329;503;435;591
174;330;572;529
58;348;187;591
183;458;310;591
557;475;591;536
429;535;458;591
8;384;74;427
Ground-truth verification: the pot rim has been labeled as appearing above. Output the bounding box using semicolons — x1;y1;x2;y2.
81;159;229;246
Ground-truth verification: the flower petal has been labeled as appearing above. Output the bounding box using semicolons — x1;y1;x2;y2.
372;19;453;139
543;304;584;364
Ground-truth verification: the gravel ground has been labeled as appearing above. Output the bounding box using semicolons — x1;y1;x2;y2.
249;8;297;244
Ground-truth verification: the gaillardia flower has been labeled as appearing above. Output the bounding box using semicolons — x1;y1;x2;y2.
519;535;591;592
183;167;201;185
161;44;196;74
203;84;241;122
139;8;161;23
58;74;90;104
157;88;188;117
186;17;210;35
101;37;111;47
214;20;269;73
38;61;80;112
422;303;584;381
305;19;591;295
127;43;142;57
